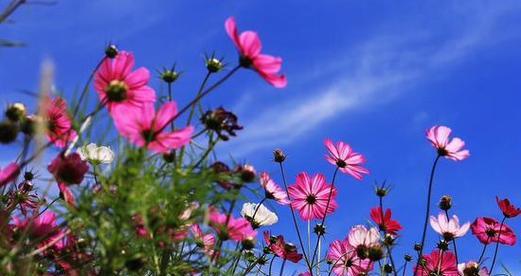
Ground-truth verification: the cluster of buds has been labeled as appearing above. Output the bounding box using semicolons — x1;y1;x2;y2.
201;107;243;141
210;161;256;190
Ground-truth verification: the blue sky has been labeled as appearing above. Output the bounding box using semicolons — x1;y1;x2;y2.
1;0;521;274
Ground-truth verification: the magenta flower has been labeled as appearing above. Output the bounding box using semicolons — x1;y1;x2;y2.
426;125;470;161
288;172;337;221
209;208;257;242
470;217;516;246
415;250;458;276
94;51;156;112
112;102;193;153
225;17;287;88
327;239;372;276
325;139;369;180
43;97;77;148
263;231;303;263
13;211;59;240
48;153;89;185
429;212;470;241
191;224;216;256
0;162;20;187
260;172;290;205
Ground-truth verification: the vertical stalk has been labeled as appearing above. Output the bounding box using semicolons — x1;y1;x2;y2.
489;216;507;274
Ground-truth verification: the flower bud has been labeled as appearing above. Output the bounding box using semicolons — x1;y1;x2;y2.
206;57;225;73
413;243;422;251
20;115;40;137
105;44;118;59
273;149;286;163
439;195;452;211
383;264;394;273
0;120;19;144
368;246;384;261
241;238;256;250
160;68;180;84
201;107;242;141
5;103;26;122
314;223;326;236
162;151;176;163
237;164;256;183
437;240;449;251
404;254;413;262
384;234;395;246
23;171;34;181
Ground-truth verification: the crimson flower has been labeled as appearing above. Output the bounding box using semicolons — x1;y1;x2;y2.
0;162;20;187
48;153;89;185
209;208;257;242
260;172;290;205
496;197;521;218
263;231;303;263
324;139;369;180
94;51;156;112
414;250;458;276
225;17;287;88
112;102;193;153
43;97;77;148
370;207;402;235
288;172;337;221
470;217;516;246
426;125;470;161
327;239;373;276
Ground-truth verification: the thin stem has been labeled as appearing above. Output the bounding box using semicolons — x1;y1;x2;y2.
402;261;408;276
0;0;26;23
36;197;59;217
444;210;459;263
489;216;507;274
477;238;490;264
379;196;398;276
250;197;268;225
268;256;276;276
192;136;218;168
311;167;339;268
231;248;244;275
278;162;313;274
186;71;211;126
279;259;287;276
308;220;311;256
415;154;441;273
71;57;106;120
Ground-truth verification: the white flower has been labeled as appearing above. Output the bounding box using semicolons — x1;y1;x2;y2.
348;225;381;248
241;202;278;228
77;143;114;164
458;261;490;276
430;212;470;240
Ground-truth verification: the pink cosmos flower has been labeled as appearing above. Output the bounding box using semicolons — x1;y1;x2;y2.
43;97;77;148
48;153;89;185
263;231;303;263
470;217;516;246
429;212;470;241
496;197;521;218
13;211;59;240
324;139;369;180
94;51;156;112
370;207;402;235
260;172;290;205
112;102;193;153
191;224;216;256
347;225;381;249
225;17;287;88
327;239;372;276
458;261;490;276
288;172;337;221
415;250;458;276
426;125;470;161
0;162;20;187
209;208;257;242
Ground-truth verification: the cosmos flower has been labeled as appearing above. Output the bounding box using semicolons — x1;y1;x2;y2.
209;208;257;242
263;231;303;263
429;213;470;241
347;225;381;249
496;197;521;218
112;102;193;154
241;203;278;228
225;17;287;88
13;211;59;240
94;51;156;112
324;139;369;180
191;224;216;256
42;97;77;148
77;143;115;164
327;239;372;276
458;261;490;276
415;250;458;276
0;162;20;187
48;153;89;185
288;172;337;221
426;125;470;161
370;207;402;235
470;217;516;246
260;172;290;205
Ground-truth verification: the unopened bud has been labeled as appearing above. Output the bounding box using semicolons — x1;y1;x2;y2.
105;44;118;59
5;103;26;122
439;195;452;211
206;57;224;73
273;149;286;163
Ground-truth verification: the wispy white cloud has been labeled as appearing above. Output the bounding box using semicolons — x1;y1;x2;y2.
222;3;521;157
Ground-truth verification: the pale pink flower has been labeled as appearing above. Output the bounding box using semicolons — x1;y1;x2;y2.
43;97;77;148
0;162;20;187
426;125;470;161
209;208;257;242
327;239;372;275
260;172;290;205
347;225;381;248
430;212;470;240
225;17;287;88
94;51;156;112
191;224;216;256
458;261;489;276
112;102;193;153
288;172;337;221
324;139;369;180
